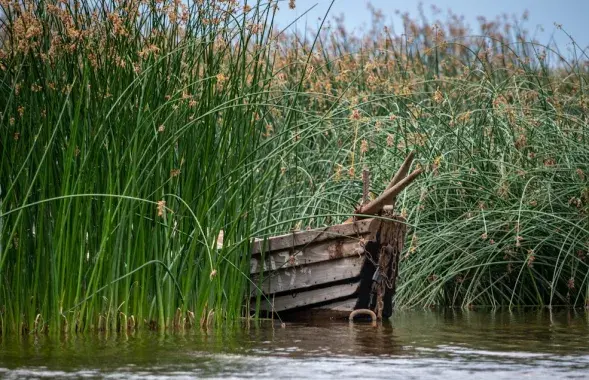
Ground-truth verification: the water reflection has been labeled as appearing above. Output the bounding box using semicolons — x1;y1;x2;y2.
1;309;589;378
242;319;403;357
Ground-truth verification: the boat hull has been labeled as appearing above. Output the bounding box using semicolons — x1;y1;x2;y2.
249;216;405;320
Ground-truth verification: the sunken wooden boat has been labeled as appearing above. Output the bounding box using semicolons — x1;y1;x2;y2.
249;152;422;321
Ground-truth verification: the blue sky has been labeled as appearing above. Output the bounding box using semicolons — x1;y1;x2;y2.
273;0;588;54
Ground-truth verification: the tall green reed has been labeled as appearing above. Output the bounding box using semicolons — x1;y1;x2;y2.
0;0;287;334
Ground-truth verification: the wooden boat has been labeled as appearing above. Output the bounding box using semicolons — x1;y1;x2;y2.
249;152;422;321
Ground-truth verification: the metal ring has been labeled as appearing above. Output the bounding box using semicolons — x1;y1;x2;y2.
349;308;377;322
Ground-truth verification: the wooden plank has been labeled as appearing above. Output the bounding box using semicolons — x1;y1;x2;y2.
251;219;375;254
250;238;366;275
315;298;357;312
253;282;359;312
250;256;364;294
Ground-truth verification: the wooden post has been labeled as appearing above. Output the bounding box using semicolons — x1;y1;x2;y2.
356;168;423;217
382;150;415;205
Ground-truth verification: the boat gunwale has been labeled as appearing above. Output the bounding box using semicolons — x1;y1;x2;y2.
251;218;376;255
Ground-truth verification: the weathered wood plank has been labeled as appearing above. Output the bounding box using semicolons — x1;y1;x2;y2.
251;256;364;294
250;238;366;275
252;219;375;254
253;282;359;312
315;298;357;312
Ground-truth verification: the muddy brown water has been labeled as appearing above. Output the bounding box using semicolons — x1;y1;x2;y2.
1;310;589;379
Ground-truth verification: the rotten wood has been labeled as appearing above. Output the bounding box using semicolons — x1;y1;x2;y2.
252;218;375;254
362;167;370;205
315;298;357;312
250;255;364;294
250;238;367;275
253;281;359;312
353;214;406;320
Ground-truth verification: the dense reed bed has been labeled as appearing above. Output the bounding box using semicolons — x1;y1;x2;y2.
0;0;290;334
263;6;589;309
1;1;588;334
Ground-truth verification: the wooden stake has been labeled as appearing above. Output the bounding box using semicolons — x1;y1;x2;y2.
382;151;415;205
362;167;370;205
356;168;423;216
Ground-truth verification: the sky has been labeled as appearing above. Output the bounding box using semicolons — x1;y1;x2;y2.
273;0;588;54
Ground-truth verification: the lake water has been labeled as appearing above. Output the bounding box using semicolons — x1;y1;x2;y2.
1;310;589;379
